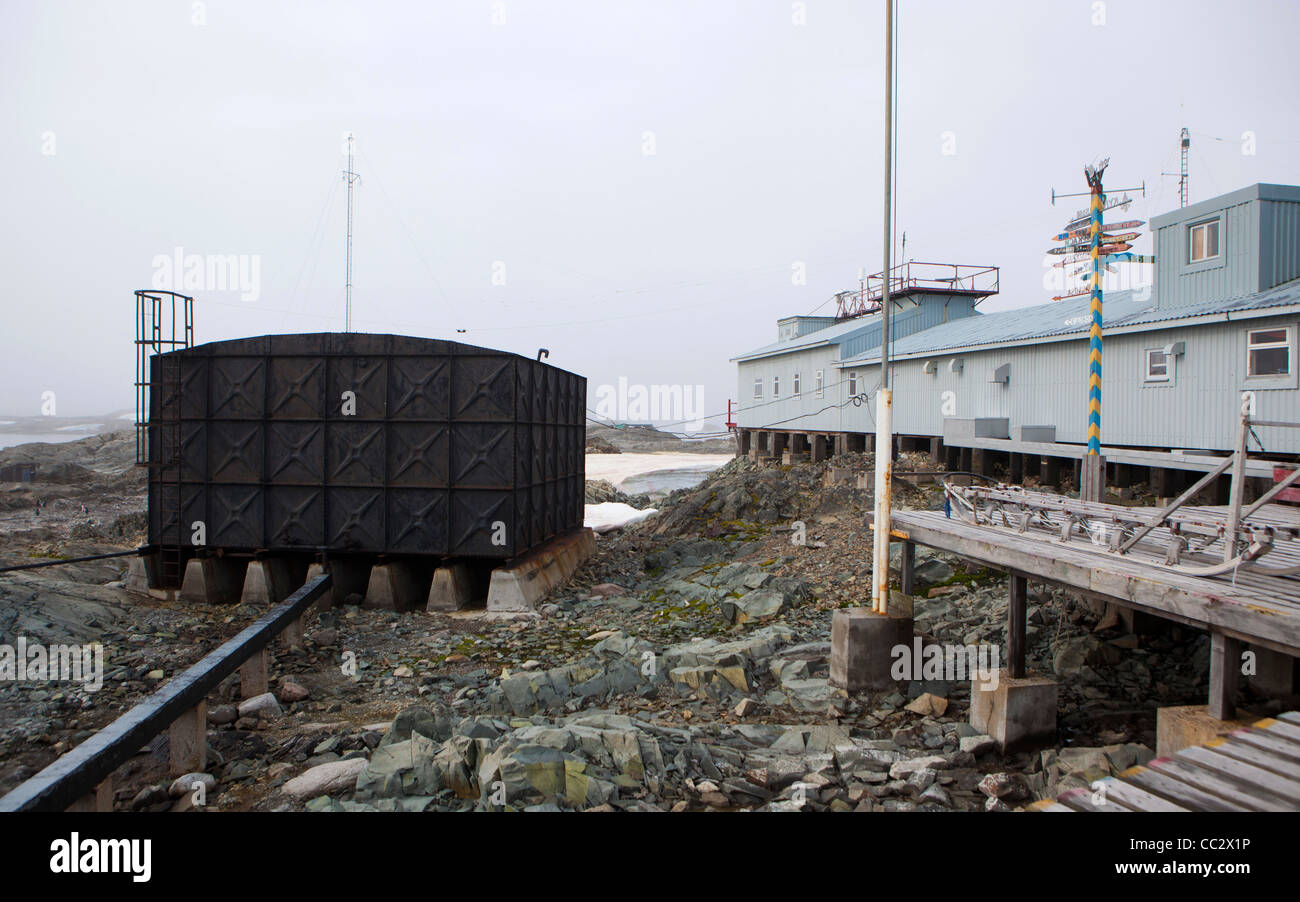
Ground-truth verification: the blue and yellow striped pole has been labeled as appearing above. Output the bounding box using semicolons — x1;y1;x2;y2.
1087;182;1104;455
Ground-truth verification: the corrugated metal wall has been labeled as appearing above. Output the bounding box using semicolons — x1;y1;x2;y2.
870;313;1300;452
1261;198;1300;291
1154;196;1258;308
735;344;848;433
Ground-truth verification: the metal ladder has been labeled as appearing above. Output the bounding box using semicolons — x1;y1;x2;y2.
134;290;193;588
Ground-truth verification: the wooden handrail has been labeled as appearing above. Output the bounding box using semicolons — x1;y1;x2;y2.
0;572;331;812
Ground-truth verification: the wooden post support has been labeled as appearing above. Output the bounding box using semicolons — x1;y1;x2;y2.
281;616;305;650
168;701;207;777
1081;454;1106;502
1042;456;1061;486
899;540;915;597
65;778;113;813
1010;452;1024;483
1008;574;1027;680
1208;632;1241;721
240;648;269;699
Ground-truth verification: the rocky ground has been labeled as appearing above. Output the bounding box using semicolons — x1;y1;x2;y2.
0;432;1283;812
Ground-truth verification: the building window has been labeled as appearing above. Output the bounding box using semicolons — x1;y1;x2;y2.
848;372;858;395
792;372;801;396
1188;218;1220;263
1247;326;1291;377
1144;348;1171;383
752;376;763;399
773;376;781;397
815;370;824;398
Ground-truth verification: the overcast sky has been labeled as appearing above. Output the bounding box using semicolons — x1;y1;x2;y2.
3;0;1298;420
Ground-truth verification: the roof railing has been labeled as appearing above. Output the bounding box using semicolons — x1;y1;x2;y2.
836;262;1000;320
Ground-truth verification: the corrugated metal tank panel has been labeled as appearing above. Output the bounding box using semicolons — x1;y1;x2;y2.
1260;198;1300;290
1154;197;1258;308
146;333;585;559
845;314;1299;453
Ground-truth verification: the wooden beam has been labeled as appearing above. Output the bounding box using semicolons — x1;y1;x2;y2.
899;540;915;597
1209;632;1241;720
1008;574;1027;679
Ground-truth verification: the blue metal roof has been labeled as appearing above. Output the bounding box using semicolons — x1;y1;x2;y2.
731;311;885;362
839;278;1300;364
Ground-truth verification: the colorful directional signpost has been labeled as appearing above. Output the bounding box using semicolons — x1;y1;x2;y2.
1049;164;1149;500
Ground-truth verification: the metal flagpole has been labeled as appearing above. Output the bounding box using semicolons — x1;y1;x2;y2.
871;0;894;615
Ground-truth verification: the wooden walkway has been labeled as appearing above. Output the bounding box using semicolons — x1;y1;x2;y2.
885;503;1300;657
881;498;1300;720
1030;712;1300;811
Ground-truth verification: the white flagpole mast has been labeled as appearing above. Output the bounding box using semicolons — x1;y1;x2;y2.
871;0;895;615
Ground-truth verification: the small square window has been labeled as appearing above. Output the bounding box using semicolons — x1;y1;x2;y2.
752;377;763;399
1247;327;1291;377
1189;219;1220;263
1144;348;1170;382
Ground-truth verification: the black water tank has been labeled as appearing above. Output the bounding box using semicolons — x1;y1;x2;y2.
146;333;585;559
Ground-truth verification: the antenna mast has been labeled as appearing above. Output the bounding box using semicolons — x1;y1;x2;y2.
1161;127;1190;208
343;132;361;332
1179;127;1190;207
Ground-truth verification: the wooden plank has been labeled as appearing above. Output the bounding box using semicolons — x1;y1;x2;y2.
1055;787;1124;812
1278;711;1300;728
1121;765;1252;812
1205;735;1300;778
1177;746;1300;805
1226;728;1300;765
1148;756;1292;811
1096;776;1191;812
1026;799;1075;812
1257;717;1300;744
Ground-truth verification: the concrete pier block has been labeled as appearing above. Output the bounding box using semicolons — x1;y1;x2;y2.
123;554;159;595
810;435;827;463
487;528;597;613
179;557;247;605
305;562;334;609
427;563;474;612
1156;705;1259;758
829;595;914;692
970;669;1057;752
241;557;298;605
364;561;428;611
169;701;207;776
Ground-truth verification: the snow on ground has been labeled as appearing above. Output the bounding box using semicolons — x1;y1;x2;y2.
584;452;732;487
584;502;659;533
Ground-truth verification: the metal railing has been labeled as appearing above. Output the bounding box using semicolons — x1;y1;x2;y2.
942;403;1300;579
0;572;331;812
836;262;1000;320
